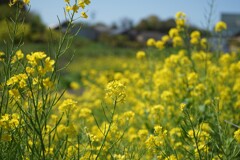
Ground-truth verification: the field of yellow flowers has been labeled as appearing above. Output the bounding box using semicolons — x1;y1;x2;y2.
0;0;240;160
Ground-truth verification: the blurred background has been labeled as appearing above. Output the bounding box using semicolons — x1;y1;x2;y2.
1;0;240;88
1;0;240;48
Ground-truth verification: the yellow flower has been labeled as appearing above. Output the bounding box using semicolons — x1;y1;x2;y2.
78;1;85;9
45;147;54;155
65;124;77;137
190;37;199;45
19;79;27;88
172;36;183;47
1;114;10;121
123;111;135;120
70;81;80;90
59;99;77;112
187;72;198;86
43;78;53;88
0;113;20;130
161;90;173;102
79;108;92;118
0;51;5;61
45;57;55;72
146;38;156;46
113;154;125;160
234;128;240;143
64;0;70;3
169;28;179;38
72;4;79;13
175;12;186;28
7;73;28;87
84;0;91;5
165;155;177;160
26;51;46;66
105;80;126;103
81;11;88;18
175;11;186;19
200;38;208;49
26;67;35;74
9;118;19;128
9;0;18;7
176;19;186;28
191;31;201;39
145;135;155;148
11;50;24;64
154;125;163;135
33;51;46;59
9;88;20;99
136;51;146;60
138;129;148;140
155;40;165;50
180;103;186;111
23;0;30;5
7;75;18;86
161;35;170;43
215;21;227;32
66;5;71;12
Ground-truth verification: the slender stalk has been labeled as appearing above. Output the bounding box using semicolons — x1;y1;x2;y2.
95;99;117;160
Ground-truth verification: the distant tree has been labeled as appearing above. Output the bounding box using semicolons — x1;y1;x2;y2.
0;1;60;43
147;15;161;30
136;19;148;30
93;22;108;28
119;18;134;30
159;18;175;33
0;0;8;5
25;12;45;33
135;15;175;33
111;22;118;30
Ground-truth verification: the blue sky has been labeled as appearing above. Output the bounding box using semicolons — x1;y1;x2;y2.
30;0;240;29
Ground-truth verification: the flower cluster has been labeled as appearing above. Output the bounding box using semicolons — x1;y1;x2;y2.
6;51;55;101
215;21;227;32
0;113;20;142
0;113;20;130
175;11;186;29
64;0;91;18
9;0;30;7
105;80;126;103
143;12;227;52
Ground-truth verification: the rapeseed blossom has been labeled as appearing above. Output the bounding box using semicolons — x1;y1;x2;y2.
105;80;126;103
58;99;77;112
234;129;240;143
146;38;156;46
81;11;88;18
64;0;90;17
172;36;183;47
0;113;20;130
11;50;24;64
9;0;30;7
23;0;30;5
0;51;5;61
175;11;186;28
136;50;146;59
70;81;80;90
9;0;18;7
190;31;201;45
215;21;227;32
169;28;179;38
155;40;165;50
